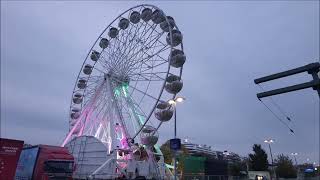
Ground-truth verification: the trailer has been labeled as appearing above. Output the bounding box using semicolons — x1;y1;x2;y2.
15;144;74;180
0;138;24;180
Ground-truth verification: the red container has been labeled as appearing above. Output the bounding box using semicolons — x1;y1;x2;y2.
0;138;24;180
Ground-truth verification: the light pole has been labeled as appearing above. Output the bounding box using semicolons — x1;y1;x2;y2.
290;153;298;166
264;139;275;179
168;97;185;180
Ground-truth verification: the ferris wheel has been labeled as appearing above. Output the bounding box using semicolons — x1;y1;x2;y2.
62;4;186;179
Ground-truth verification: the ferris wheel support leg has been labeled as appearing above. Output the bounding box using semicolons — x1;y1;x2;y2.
61;119;82;147
107;76;131;148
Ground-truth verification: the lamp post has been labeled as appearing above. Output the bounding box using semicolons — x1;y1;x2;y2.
290;153;298;166
264;139;275;179
168;97;185;180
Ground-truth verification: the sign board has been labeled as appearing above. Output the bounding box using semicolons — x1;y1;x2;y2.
170;138;181;151
0;138;24;180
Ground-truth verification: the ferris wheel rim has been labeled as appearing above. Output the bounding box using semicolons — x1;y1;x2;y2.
68;4;184;143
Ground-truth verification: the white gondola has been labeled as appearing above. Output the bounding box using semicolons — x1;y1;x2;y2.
99;38;109;49
83;64;93;75
165;75;183;94
90;50;100;61
170;49;186;68
77;79;86;89
71;112;80;120
151;9;165;24
118;18;129;30
154;101;174;122
141;8;152;22
160;16;175;32
140;125;159;146
73;93;83;104
71;108;81;119
108;27;119;38
166;29;182;47
130;11;140;24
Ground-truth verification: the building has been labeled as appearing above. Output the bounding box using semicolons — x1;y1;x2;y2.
182;138;218;158
181;139;246;177
182;139;243;163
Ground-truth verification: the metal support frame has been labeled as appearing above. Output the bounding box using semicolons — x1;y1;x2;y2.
174;108;177;180
268;143;275;179
254;62;320;98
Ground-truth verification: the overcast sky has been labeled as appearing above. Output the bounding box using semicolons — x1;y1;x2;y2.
1;1;319;164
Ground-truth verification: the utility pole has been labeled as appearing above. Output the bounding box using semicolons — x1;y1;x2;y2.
254;62;320;98
255;62;320;174
264;139;275;179
168;97;185;180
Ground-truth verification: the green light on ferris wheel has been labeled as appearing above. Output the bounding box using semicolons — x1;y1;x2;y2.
114;88;120;97
122;86;128;97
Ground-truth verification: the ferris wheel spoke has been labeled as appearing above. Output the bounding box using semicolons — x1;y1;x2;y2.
126;31;165;67
128;45;169;72
125;21;157;56
132;40;169;65
139;61;168;74
98;54;113;71
119;85;152;129
130;72;166;81
126;94;147;118
109;76;159;102
113;23;137;59
93;66;107;74
118;93;142;130
128;71;168;75
119;24;160;67
126;46;169;75
125;41;168;74
116;21;146;61
122;96;147;130
92;94;112;124
112;22;159;73
82;80;106;106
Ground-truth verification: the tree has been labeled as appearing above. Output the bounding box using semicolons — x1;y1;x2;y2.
160;140;189;173
275;154;297;178
248;144;269;171
229;158;248;176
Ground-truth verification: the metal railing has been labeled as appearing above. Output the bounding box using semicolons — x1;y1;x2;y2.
179;175;245;180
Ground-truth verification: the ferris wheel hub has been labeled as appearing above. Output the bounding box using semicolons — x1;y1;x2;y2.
104;72;130;85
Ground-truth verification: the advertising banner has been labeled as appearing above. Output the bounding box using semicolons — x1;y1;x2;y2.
0;138;24;180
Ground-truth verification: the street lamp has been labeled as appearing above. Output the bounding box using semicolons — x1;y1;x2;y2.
264;139;275;179
168;97;185;138
290;153;298;166
168;96;185;180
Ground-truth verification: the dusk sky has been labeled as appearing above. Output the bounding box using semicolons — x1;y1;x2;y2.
1;1;319;165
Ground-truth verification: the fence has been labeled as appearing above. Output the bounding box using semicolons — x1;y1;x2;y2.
180;175;246;180
180;175;320;180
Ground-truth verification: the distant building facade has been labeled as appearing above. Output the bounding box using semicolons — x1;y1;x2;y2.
182;138;240;162
182;139;218;157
